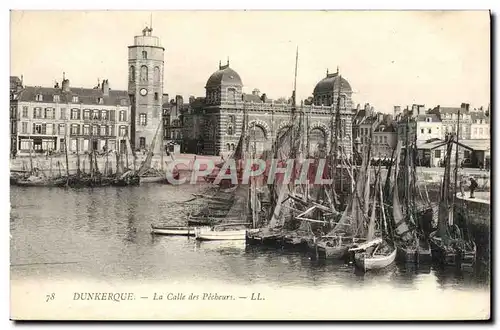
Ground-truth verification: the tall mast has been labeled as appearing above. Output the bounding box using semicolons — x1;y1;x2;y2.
290;46;299;160
160;115;164;172
64;125;70;185
331;68;342;196
452;109;461;225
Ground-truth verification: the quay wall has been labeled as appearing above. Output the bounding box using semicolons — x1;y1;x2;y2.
10;154;490;188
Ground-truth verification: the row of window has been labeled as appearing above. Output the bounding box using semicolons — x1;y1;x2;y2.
129;65;161;83
34;94;128;105
22;106;128;122
315;95;346;107
19;122;129;137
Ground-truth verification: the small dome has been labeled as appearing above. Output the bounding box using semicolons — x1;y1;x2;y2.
313;72;352;95
206;63;242;88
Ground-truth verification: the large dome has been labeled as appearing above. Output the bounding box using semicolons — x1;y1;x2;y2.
206;63;242;88
313;72;352;95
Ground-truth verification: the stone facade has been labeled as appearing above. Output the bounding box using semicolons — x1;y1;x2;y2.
178;62;354;157
128;26;164;153
11;77;131;155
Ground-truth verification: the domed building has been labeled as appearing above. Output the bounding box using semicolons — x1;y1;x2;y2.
205;60;243;107
313;69;353;108
179;62;355;158
201;60;245;155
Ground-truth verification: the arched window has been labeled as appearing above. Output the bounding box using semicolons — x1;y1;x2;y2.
142;51;147;59
140;66;148;82
231;143;235;151
129;66;135;81
226;143;230;151
227;88;236;104
154;66;160;83
340;96;346;108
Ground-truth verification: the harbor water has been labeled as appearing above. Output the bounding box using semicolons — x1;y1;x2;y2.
10;184;491;319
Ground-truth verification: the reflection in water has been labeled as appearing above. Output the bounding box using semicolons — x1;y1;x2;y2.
10;185;490;292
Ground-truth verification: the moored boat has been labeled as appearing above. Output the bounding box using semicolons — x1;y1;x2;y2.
150;224;197;236
195;223;252;241
352;239;397;271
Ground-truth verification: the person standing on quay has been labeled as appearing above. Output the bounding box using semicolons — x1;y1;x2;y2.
469;176;478;199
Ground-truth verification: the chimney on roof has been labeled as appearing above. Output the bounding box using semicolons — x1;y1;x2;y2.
101;79;109;96
162;93;169;105
393;105;401;117
461;102;470;113
260;93;267;103
418;104;425;115
189;96;195;104
61;77;70;93
252;88;260;96
378;113;384;123
175;95;183;105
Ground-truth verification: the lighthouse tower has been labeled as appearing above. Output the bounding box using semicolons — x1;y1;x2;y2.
128;24;164;153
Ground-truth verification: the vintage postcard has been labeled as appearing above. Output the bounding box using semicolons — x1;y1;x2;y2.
9;10;491;320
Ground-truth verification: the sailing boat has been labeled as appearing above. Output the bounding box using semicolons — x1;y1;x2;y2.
350;165;397;271
312;108;382;260
246;48;305;248
392;118;432;263
194;105;257;241
429;130;476;267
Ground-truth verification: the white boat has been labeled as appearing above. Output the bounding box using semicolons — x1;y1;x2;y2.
195;223;253;241
151;224;209;236
352;239;397;271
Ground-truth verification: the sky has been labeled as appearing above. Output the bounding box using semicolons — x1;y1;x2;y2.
10;10;490;113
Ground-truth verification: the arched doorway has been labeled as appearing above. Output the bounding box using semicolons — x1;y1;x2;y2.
248;124;267;156
309;128;327;157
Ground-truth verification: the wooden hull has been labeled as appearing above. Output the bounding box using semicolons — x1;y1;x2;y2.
151;225;196;236
354;243;397;272
429;235;476;268
246;229;284;247
396;242;433;264
195;228;247;241
12;177;67;187
315;237;365;260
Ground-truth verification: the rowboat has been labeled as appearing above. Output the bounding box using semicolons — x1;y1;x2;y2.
150;225;198;236
316;236;366;260
350;238;397;271
195;223;253;241
12;176;67;187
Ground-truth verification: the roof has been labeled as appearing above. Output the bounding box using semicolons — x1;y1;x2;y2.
10;76;22;90
459;139;490;151
205;63;242;88
416;138;490;151
313;72;352;95
416;113;441;122
416;139;447;150
433;106;462;114
242;93;262;103
374;122;397;133
17;85;130;106
470;112;489;122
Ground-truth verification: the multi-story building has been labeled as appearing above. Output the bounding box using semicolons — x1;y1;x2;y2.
14;77;131;155
428;103;472;140
10;76;23;156
180;63;355;157
163;94;186;153
470;110;490;139
128;26;164;153
372;116;398;159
